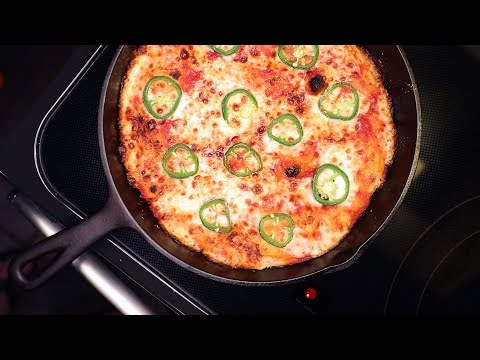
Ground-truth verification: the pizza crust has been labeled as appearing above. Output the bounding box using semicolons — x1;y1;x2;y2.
118;45;396;269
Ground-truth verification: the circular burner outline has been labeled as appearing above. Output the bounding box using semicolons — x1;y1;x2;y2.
415;229;480;315
384;194;480;315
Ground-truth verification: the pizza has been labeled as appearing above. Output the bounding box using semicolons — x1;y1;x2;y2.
118;45;396;270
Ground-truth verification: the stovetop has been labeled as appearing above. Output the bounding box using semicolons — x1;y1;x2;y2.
7;45;480;314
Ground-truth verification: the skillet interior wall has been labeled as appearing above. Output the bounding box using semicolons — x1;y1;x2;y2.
101;45;419;284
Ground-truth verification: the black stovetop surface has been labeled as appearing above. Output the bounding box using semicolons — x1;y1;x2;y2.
35;46;480;314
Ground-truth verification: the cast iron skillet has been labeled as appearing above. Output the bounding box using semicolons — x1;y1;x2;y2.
10;45;421;289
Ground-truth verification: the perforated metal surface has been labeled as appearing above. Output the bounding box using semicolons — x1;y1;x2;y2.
39;46;480;314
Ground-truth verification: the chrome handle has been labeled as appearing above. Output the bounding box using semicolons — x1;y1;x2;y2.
9;191;155;315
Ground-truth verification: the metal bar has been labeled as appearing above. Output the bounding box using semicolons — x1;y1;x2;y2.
8;191;155;315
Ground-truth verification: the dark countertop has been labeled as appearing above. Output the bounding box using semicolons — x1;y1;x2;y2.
0;45;100;223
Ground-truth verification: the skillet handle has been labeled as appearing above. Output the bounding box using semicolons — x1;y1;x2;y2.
9;198;125;290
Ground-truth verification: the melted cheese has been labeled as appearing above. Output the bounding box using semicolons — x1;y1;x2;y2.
118;45;396;269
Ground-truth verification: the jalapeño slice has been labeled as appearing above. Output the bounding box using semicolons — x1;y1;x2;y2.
318;82;359;121
223;142;263;177
221;89;258;127
208;45;241;56
312;164;350;205
278;45;319;70
199;199;233;234
267;113;304;146
143;76;182;120
259;213;295;248
161;143;199;179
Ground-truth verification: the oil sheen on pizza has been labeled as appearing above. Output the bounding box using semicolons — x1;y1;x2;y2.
118;45;396;270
